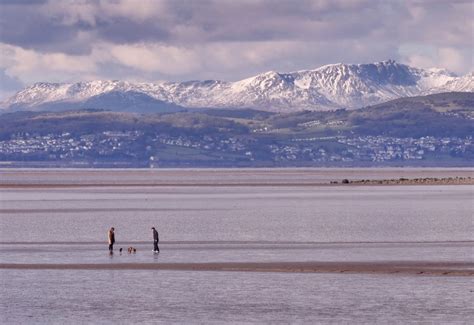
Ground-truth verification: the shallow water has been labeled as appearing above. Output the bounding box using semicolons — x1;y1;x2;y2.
1;242;473;265
1;270;473;324
1;185;473;243
0;169;473;323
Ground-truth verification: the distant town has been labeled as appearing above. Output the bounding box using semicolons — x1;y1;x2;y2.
1;131;472;167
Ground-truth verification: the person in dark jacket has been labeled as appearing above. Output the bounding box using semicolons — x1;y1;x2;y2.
108;227;115;252
152;227;159;253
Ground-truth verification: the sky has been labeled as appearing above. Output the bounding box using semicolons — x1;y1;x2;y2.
0;0;472;99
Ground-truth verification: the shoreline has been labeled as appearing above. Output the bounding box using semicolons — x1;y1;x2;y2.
2;168;472;187
333;176;473;186
1;177;472;188
1;261;472;276
2;240;473;245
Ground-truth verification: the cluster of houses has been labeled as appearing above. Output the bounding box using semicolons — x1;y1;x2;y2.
0;131;471;165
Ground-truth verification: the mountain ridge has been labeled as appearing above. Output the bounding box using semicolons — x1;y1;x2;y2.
2;60;473;113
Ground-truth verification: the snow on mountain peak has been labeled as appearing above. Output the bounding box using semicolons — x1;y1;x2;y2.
2;60;473;112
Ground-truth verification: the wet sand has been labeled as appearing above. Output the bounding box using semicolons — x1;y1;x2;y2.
2;169;472;279
1;261;473;276
1;178;472;188
1;168;473;187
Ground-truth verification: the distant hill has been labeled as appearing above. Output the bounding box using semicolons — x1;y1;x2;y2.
363;91;474;113
0;92;472;167
266;92;474;138
3;90;186;114
0;109;249;139
1;60;473;113
1;92;472;139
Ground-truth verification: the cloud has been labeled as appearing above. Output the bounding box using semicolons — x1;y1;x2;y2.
399;43;473;74
108;43;201;75
4;0;470;49
437;47;472;74
0;43;98;84
0;0;472;98
0;68;24;99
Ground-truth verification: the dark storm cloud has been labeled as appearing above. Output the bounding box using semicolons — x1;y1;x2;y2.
155;0;380;43
0;7;74;48
0;0;470;50
0;0;385;50
94;17;170;44
0;0;46;4
0;1;94;54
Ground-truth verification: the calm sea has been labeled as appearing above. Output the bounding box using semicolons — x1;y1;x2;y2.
1;168;473;324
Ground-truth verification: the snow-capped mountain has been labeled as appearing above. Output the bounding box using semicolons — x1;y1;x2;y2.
2;60;473;112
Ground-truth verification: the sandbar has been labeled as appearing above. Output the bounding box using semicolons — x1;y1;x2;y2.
1;261;472;276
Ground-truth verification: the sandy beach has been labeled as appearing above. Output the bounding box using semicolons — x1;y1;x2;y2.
1;261;473;276
1;168;473;324
1;168;473;188
0;177;472;188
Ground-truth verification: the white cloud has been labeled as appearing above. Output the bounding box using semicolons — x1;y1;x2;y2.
400;44;473;74
108;43;201;75
438;47;472;74
0;43;97;84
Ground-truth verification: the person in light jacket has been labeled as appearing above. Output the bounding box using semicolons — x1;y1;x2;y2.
108;227;115;252
152;227;159;253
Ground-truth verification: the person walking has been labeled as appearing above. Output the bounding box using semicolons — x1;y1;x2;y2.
108;227;115;252
152;227;159;253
